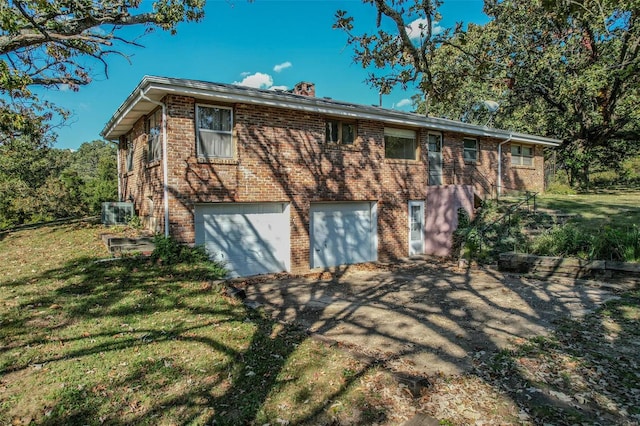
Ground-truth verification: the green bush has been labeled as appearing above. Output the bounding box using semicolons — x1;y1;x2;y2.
453;202;532;263
590;170;619;186
126;214;143;229
622;156;640;183
546;182;577;195
532;224;588;258
532;224;640;262
151;235;228;275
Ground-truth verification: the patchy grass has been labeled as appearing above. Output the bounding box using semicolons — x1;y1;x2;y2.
0;222;416;425
537;190;640;231
1;221;638;425
476;290;640;425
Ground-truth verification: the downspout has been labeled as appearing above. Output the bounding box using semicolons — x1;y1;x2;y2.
114;141;122;201
105;140;122;201
497;134;512;198
139;90;170;238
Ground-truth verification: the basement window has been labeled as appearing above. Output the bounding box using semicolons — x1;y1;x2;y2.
511;143;534;166
385;128;418;160
325;120;356;144
146;108;162;163
196;104;234;159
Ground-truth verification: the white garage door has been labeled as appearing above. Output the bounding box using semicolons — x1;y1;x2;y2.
195;203;290;278
310;202;377;269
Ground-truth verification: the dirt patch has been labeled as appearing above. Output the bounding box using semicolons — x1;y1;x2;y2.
239;259;638;424
243;259;620;377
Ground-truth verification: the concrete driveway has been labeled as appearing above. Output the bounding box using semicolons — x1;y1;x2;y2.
244;259;619;376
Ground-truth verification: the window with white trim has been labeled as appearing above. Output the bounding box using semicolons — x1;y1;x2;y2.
196;104;233;159
463;138;478;162
146;108;162;162
325;119;356;144
125;135;134;172
511;143;534;166
384;128;418;160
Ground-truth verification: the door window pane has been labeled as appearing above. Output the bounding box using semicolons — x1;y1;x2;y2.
428;134;442;152
410;205;422;240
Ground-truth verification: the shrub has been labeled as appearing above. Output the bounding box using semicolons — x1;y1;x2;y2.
126;214;143;229
622;156;640;183
546;182;577;195
532;224;640;262
590;170;619;186
151;235;228;276
453;202;532;263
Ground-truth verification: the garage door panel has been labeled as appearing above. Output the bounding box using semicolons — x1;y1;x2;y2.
195;203;290;278
311;202;377;269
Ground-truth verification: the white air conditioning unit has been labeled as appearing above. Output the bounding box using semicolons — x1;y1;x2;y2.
101;202;134;225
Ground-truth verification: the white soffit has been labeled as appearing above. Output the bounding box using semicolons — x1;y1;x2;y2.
101;76;562;147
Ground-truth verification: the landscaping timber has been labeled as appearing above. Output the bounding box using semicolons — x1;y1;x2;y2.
498;252;640;283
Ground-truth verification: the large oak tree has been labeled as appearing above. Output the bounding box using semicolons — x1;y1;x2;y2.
335;0;640;187
0;0;206;146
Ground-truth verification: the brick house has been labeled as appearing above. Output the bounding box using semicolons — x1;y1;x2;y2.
101;76;559;277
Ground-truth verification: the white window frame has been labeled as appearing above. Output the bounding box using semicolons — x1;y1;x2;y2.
511;143;534;166
463;138;478;163
384;127;418;160
146;108;162;163
325;119;356;144
196;104;234;159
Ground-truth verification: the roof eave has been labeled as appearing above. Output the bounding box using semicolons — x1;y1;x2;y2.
101;76;562;147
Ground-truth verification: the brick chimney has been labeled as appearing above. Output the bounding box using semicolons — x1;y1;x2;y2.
293;81;315;97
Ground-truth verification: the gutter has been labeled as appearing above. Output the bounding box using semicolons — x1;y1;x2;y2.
101;76;562;147
497;135;512;198
139;89;170;238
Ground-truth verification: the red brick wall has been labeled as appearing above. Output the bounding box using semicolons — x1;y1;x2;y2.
502;143;546;193
157;96;430;272
119;115;164;232
120;95;546;273
440;133;545;196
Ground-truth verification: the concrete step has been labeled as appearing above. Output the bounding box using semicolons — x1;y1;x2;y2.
100;233;155;256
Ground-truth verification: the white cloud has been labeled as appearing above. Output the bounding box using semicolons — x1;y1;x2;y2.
233;72;274;89
273;61;292;73
396;98;412;108
406;18;443;40
240;71;251;77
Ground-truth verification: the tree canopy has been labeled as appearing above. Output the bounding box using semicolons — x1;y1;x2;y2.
334;0;452;103
335;0;640;187
0;139;117;228
0;0;206;146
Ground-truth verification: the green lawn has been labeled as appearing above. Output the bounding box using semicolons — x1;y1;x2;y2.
537;190;640;230
1;219;638;425
0;222;398;425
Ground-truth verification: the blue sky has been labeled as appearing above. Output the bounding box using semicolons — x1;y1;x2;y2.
43;0;488;150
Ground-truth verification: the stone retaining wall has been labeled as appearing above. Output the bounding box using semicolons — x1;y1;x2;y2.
498;252;640;282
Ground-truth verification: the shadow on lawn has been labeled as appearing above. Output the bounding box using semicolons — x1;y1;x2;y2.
0;256;391;425
1;248;638;424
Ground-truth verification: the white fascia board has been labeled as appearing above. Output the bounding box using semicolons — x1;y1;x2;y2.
101;80;150;140
102;76;562;147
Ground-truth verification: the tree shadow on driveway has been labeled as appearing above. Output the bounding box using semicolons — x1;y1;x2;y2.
243;258;620;377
